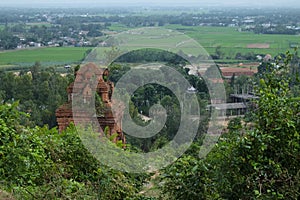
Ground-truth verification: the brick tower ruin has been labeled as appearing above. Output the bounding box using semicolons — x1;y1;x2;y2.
56;63;125;144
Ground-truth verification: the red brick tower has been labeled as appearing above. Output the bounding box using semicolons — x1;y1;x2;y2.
56;63;125;144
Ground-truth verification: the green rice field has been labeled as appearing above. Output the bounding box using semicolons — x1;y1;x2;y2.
0;25;299;71
165;25;300;56
0;47;92;70
109;24;299;59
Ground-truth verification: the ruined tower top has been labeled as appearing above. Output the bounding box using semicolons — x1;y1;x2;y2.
56;63;125;144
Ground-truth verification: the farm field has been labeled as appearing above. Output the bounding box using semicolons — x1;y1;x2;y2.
109;24;300;61
103;25;300;66
0;47;92;70
0;25;299;71
164;25;300;57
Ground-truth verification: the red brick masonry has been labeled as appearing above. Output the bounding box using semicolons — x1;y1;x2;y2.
56;63;125;144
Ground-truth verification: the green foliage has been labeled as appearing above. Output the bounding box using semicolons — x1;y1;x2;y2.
0;62;69;127
227;117;242;132
0;102;51;187
161;155;216;200
160;51;300;199
213;45;225;60
107;49;209;152
0;102;142;199
0;47;91;67
108;63;131;83
0;29;19;49
115;48;186;66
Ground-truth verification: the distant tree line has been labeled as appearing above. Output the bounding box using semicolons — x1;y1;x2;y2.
0;62;70;127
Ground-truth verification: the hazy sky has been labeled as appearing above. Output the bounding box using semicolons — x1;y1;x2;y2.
0;0;300;8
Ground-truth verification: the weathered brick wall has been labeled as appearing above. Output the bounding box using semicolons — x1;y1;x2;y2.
56;63;125;144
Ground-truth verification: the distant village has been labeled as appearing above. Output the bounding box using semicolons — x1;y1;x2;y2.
0;7;299;50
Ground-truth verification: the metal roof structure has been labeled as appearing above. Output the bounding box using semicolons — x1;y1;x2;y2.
208;103;247;110
230;94;259;100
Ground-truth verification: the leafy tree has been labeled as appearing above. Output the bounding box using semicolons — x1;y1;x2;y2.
0;29;19;49
0;72;16;100
213;52;300;199
0;62;68;127
213;45;224;60
161;51;300;199
0;102;143;199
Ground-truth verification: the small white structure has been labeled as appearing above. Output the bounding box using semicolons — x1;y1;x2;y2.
187;86;197;94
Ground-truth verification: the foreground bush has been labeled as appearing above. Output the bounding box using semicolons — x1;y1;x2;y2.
161;52;300;199
0;102;143;199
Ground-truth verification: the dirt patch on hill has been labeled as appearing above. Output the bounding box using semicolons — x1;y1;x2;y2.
0;190;15;200
247;43;270;49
